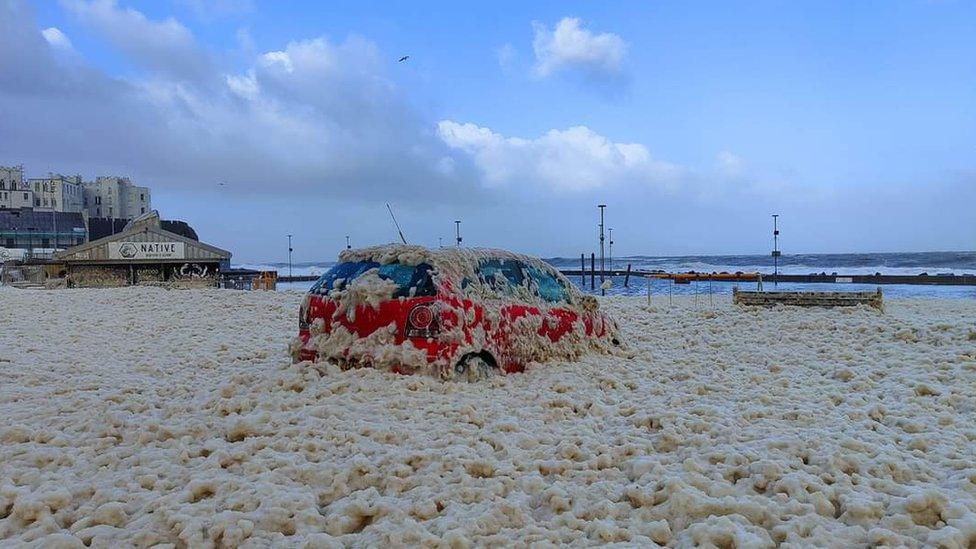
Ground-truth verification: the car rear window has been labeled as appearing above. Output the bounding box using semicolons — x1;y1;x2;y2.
311;261;436;298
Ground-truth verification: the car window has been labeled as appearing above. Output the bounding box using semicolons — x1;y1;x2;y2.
525;264;571;304
311;261;435;297
476;259;524;295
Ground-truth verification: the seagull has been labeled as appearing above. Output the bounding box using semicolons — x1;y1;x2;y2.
398;55;410;62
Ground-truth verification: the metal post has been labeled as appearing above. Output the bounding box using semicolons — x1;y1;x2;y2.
771;214;780;287
590;253;595;290
287;234;293;279
580;254;585;286
598;204;606;295
669;277;673;307
646;276;651;306
345;235;351;250
455;220;462;247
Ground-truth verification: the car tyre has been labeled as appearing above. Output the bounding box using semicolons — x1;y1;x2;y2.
454;353;497;382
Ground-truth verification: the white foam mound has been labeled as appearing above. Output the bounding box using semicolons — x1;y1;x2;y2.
1;287;975;546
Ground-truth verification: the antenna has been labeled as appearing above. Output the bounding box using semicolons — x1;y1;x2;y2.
387;203;408;244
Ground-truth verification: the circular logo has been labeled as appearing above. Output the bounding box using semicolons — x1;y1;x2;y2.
0;249;10;262
118;243;138;259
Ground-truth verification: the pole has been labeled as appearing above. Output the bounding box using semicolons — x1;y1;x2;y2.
590;253;595;290
455;220;462;247
771;214;780;287
624;263;631;288
608;228;613;273
345;235;351;250
287;234;293;279
646;276;651;306
580;254;585;286
598;204;606;295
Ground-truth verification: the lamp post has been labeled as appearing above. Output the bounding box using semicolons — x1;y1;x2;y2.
287;234;293;279
771;214;780;287
455;220;462;248
345;235;351;250
608;227;613;272
598;204;606;295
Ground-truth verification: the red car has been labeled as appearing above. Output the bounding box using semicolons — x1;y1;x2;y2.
291;245;620;380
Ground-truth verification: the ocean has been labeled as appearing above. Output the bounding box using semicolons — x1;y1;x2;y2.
239;250;976;299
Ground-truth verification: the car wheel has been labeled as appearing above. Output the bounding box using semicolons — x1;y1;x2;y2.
454;353;497;382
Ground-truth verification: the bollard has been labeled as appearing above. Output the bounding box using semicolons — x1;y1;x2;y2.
590;253;595;291
624;264;631;288
646;277;651;306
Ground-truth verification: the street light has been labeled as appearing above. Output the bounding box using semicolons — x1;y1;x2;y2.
345;235;351;250
608;227;613;272
598;205;606;295
771;215;780;287
287;234;293;279
455;220;462;248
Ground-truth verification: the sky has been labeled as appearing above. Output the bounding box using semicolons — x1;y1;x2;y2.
1;0;974;262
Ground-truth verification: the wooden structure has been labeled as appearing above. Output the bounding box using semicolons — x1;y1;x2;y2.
54;211;231;288
733;288;883;310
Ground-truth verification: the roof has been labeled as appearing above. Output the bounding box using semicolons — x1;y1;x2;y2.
55;211;230;263
0;208;86;233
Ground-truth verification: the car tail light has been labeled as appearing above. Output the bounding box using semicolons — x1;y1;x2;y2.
406;304;438;338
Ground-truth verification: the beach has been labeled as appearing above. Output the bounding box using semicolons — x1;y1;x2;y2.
1;288;975;547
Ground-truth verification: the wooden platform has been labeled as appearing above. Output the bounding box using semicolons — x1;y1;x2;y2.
732;288;883;310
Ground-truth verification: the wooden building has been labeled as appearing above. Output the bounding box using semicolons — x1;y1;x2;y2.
54;211;231;288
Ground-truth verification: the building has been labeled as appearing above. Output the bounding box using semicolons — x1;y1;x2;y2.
83;176;151;220
0;166;35;210
27;174;85;213
55;211;229;288
0;208;88;259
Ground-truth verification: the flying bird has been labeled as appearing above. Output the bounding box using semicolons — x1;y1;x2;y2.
398;55;410;62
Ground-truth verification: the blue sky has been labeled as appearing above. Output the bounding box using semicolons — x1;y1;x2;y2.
3;1;974;262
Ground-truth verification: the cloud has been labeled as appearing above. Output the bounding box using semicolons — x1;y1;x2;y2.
61;0;211;81
532;17;626;78
176;0;255;21
41;27;73;50
496;43;516;70
0;1;477;204
437;121;679;191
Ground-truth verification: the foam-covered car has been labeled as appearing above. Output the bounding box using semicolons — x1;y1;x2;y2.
291;245;620;379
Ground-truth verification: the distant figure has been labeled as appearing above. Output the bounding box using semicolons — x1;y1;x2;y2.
398;55;410;62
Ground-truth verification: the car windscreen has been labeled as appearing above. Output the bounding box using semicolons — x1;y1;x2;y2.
310;261;436;298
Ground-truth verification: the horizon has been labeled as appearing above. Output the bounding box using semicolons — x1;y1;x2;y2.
2;1;975;261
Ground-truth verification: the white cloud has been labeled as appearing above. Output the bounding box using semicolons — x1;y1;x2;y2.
41;27;73;50
1;2;477;203
716;151;744;177
532;17;626;78
61;0;210;81
438;121;679;191
496;43;516;70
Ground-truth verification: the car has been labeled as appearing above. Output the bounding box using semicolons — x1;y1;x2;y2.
291;244;621;380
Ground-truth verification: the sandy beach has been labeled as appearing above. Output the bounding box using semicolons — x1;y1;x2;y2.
1;287;975;547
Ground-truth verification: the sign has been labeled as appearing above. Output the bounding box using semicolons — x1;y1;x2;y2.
835;277;853;284
0;247;26;262
108;241;185;260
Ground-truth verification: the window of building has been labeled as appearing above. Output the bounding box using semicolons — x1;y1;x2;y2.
109;207;113;216
96;207;101;216
23;193;29;200
140;207;145;214
0;180;5;190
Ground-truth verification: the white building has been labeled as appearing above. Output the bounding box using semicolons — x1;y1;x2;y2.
27;174;85;213
0;166;35;210
83;176;151;220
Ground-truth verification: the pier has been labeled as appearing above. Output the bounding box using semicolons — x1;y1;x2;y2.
559;269;976;286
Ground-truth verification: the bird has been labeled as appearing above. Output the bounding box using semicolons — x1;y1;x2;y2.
397;55;409;62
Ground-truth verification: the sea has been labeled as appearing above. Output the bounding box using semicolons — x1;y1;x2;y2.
239;251;976;299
